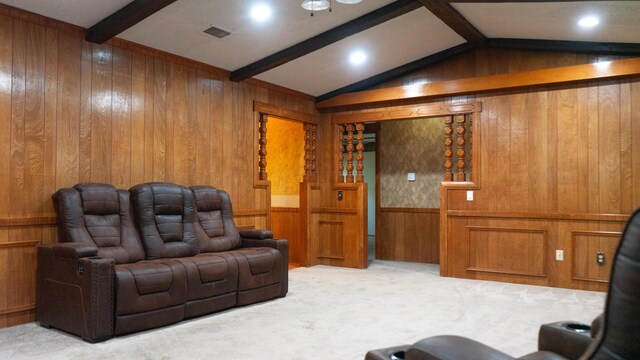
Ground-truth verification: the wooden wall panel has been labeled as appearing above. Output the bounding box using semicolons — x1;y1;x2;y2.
571;231;620;283
0;9;317;329
377;208;439;264
325;48;640;291
467;227;546;277
270;207;303;266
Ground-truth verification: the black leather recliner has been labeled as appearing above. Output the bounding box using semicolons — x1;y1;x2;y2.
366;208;640;360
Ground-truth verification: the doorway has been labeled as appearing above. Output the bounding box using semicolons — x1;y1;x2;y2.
265;116;305;267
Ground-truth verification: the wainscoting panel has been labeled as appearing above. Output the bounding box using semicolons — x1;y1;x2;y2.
377;208;439;264
445;211;627;291
571;231;621;283
318;221;345;260
467;226;547;277
270;207;303;266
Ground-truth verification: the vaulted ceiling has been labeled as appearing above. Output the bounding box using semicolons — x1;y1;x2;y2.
3;0;640;101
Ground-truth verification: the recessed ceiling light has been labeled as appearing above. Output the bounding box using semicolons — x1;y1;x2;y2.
349;51;367;65
578;16;599;28
250;4;272;22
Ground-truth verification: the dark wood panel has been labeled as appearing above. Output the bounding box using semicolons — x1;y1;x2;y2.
377;208;439;264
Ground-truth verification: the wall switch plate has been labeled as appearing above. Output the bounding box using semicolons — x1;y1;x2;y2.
596;251;605;265
556;250;564;261
407;172;416;182
466;190;474;201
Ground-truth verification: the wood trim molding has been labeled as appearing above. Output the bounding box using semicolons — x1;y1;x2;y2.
0;240;41;249
0;217;57;227
0;303;36;316
331;102;482;124
311;208;359;214
379;207;439;214
316;57;640;109
447;210;629;222
270;207;301;213
466;226;548;278
234;209;269;217
253;101;320;124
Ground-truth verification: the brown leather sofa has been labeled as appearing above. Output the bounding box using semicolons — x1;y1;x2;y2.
366;207;640;360
37;182;288;342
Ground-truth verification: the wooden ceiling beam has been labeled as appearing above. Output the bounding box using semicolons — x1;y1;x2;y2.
487;38;640;56
417;0;485;47
316;57;640;109
86;0;177;44
316;43;474;103
229;0;422;82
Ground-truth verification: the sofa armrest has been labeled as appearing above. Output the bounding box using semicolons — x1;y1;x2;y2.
239;229;273;239
407;336;515;360
52;242;98;258
37;244;115;342
240;235;288;297
537;321;593;360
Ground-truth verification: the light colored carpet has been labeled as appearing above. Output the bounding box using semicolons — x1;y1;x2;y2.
0;261;605;360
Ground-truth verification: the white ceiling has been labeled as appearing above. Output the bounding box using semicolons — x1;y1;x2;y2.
0;0;131;28
255;7;464;95
1;0;639;98
452;1;640;44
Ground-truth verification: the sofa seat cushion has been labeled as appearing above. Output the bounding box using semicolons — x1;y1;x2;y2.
115;260;187;316
176;253;239;301
231;247;282;291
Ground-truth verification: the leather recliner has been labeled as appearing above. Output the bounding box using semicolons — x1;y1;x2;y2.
37;182;288;342
38;183;188;341
366;208;640;360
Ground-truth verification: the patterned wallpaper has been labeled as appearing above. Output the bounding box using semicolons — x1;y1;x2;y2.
380;117;446;208
266;116;305;207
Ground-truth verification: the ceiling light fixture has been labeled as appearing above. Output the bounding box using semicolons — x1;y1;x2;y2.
349;51;367;65
250;4;272;22
578;16;599;28
302;0;362;17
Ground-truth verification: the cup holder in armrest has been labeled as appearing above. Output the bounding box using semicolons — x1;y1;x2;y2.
563;322;591;333
390;350;405;360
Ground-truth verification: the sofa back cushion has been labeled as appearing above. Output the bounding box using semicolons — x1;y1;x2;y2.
130;183;200;259
191;186;241;252
52;183;145;264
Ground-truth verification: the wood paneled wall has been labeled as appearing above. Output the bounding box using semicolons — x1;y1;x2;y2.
326;48;640;291
377;208;439;264
0;7;317;328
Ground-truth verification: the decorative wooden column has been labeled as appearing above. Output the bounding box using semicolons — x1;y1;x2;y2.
455;115;466;181
443;116;453;181
337;125;345;183
470;114;475;182
345;124;355;183
258;114;268;181
304;123;318;183
310;124;317;182
355;123;365;183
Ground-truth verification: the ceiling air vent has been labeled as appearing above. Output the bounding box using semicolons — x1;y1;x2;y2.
204;26;231;39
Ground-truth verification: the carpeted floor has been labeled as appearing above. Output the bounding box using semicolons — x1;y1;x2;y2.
0;261;605;360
